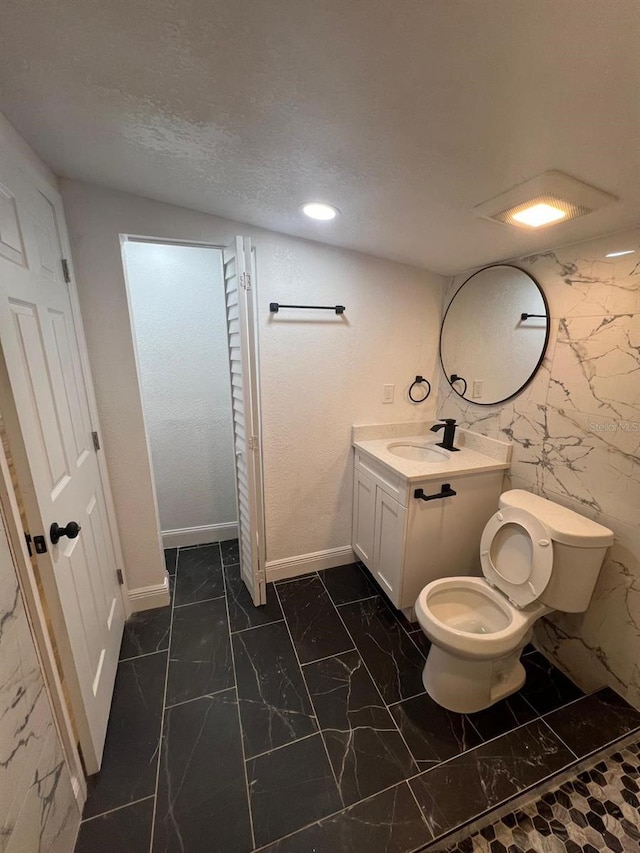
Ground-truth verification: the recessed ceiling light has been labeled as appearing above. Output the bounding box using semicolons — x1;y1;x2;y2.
605;249;635;258
300;202;339;221
512;202;567;228
474;171;617;231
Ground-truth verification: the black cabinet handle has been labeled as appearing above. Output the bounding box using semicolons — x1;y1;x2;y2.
414;484;457;502
50;521;82;545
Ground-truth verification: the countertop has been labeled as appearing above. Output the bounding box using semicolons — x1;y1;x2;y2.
353;431;511;483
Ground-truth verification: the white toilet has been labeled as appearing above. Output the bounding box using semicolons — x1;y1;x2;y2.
414;489;614;714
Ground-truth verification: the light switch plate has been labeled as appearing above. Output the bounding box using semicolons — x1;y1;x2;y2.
472;379;483;399
383;384;395;404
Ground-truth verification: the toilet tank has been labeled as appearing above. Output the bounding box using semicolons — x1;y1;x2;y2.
499;490;614;613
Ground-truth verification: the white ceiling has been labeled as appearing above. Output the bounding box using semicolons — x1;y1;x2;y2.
1;0;639;274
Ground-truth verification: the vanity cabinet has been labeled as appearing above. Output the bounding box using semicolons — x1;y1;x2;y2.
352;449;504;610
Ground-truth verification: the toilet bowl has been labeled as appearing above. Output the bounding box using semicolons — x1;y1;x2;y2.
415;490;614;714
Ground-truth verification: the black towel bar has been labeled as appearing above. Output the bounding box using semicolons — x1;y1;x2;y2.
270;302;345;315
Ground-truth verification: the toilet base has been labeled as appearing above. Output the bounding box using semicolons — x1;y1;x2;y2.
423;642;528;714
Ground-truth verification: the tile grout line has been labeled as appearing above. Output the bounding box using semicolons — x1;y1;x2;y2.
539;716;579;760
147;545;180;853
272;581;346;810
230;618;286;636
406;780;434;845
163;684;236;712
245;730;321;763
80;794;156;824
172;592;227;609
222;543;257;851
316;571;424;779
118;648;169;665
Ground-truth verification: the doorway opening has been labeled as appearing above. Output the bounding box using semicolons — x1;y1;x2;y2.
121;236;266;605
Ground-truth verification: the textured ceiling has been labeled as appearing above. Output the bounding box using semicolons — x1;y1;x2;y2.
0;0;639;273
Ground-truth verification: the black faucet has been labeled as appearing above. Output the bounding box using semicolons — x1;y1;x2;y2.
430;418;460;451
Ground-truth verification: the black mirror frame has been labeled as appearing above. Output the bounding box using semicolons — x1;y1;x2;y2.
439;263;551;407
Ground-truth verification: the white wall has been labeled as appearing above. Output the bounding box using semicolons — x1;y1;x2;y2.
123;241;237;543
61;179;445;591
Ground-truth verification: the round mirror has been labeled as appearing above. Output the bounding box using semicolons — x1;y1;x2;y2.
440;264;549;405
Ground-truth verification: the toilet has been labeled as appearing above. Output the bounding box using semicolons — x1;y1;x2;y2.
414;489;614;714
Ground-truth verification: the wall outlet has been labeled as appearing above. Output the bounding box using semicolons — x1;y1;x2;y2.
382;384;395;404
472;379;483;399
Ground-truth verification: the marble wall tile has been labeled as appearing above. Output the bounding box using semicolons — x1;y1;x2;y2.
437;229;640;707
0;516;80;852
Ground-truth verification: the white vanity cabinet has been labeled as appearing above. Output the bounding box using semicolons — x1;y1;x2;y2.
352;449;504;609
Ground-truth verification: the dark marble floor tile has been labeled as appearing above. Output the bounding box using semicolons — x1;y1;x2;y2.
389;692;483;770
221;537;240;566
166;597;233;706
164;548;177;575
392;607;421;634
409;718;574;840
304;650;417;805
119;605;171;660
174;543;224;606
84;651;167;818
257;781;431;853
467;693;538;741
338;596;426;704
247;734;342;847
225;564;283;632
408;630;431;658
519;651;584;714
233;621;317;758
545;687;640;759
522;643;537;655
319;563;377;606
152;690;252;853
76;798;154;853
277;575;353;664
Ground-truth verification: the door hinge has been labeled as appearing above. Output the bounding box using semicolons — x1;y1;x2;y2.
61;258;71;283
33;535;47;554
25;533;33;557
116;569;124;586
248;435;258;450
92;430;100;452
240;272;252;291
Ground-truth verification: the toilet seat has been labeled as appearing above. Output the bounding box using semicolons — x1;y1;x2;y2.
480;507;553;608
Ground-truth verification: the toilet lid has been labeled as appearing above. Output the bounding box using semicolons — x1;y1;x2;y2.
480;507;553;608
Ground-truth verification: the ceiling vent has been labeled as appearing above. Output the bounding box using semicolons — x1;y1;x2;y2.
473;171;617;230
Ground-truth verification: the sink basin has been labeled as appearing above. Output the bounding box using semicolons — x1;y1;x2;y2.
387;442;449;462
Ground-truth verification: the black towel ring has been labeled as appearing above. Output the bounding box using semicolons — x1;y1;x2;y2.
450;374;468;396
408;375;432;403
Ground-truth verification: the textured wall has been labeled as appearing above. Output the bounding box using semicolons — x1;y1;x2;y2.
437;227;640;706
61;179;445;588
123;241;236;535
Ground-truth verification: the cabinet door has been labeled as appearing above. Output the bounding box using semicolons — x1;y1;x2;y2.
373;488;406;605
352;468;376;566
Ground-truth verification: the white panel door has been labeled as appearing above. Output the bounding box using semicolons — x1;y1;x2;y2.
223;236;266;605
0;155;124;772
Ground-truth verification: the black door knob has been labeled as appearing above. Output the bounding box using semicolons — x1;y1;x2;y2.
50;521;82;545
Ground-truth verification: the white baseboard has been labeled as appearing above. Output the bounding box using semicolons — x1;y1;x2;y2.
128;575;171;612
266;546;356;583
161;522;238;549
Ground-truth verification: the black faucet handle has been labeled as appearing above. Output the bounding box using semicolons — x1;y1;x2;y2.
439;418;457;424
